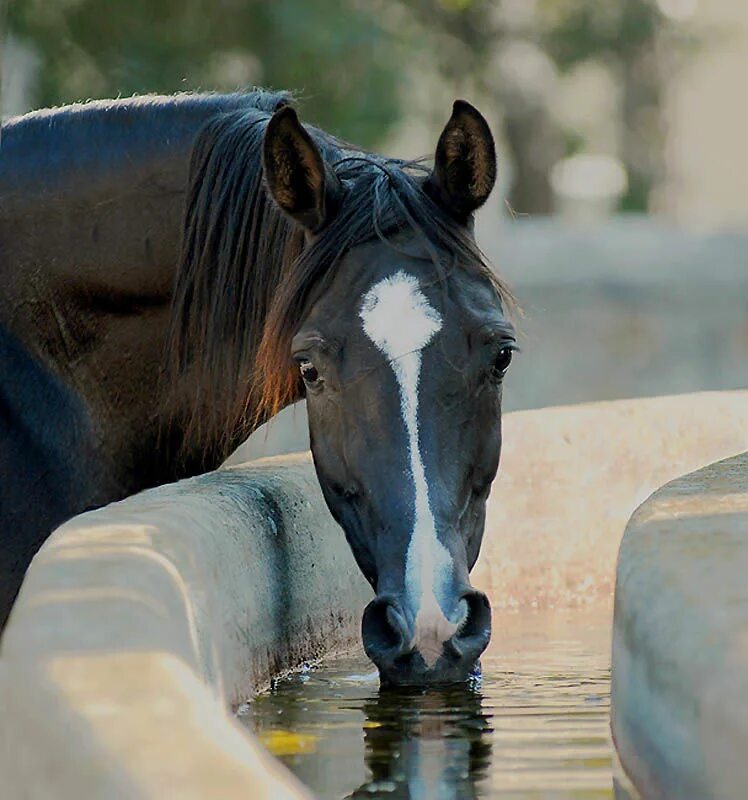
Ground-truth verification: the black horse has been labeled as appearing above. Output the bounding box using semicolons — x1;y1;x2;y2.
0;90;515;685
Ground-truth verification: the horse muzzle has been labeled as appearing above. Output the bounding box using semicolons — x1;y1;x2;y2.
361;588;491;686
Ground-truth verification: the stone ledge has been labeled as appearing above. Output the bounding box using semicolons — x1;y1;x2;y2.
0;454;372;799
612;451;748;799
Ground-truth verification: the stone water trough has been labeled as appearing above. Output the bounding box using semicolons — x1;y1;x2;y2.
1;391;747;798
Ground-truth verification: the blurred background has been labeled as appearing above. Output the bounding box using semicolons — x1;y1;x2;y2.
2;0;747;457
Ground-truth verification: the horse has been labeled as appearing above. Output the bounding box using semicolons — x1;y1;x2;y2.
0;89;515;685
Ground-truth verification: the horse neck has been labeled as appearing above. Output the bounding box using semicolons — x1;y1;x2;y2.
0;198;183;499
0;96;264;500
0;95;259;313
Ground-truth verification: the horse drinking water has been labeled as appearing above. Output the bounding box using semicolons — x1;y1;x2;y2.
0;90;515;685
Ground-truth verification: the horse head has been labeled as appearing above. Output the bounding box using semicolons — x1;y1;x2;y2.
260;101;515;685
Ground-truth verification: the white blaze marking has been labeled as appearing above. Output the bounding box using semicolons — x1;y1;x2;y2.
360;271;458;668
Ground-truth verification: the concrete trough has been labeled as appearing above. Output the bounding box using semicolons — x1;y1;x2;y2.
1;391;747;797
612;451;748;799
0;459;371;799
473;390;748;609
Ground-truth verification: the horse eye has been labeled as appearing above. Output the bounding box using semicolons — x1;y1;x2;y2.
298;359;320;385
493;347;513;375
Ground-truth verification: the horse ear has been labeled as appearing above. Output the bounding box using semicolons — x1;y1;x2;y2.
425;100;497;221
263;106;334;232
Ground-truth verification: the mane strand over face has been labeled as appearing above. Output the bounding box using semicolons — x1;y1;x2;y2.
166;93;513;462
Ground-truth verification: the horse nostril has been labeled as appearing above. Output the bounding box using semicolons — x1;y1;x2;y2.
362;597;411;659
450;589;492;657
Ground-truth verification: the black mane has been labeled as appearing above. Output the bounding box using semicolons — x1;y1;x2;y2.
168;90;510;458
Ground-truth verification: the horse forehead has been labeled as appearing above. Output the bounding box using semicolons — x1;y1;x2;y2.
359;270;443;359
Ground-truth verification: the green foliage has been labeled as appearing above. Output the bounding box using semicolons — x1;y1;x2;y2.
7;0;400;147
537;0;665;68
6;0;697;212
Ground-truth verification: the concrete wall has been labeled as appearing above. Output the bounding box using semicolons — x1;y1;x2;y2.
612;451;748;799
473;390;748;609
2;392;747;797
484;219;748;412
0;458;371;799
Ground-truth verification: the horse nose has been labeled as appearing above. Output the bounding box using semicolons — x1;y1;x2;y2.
361;590;492;685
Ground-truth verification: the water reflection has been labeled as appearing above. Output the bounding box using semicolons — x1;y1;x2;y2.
242;610;614;799
350;684;492;799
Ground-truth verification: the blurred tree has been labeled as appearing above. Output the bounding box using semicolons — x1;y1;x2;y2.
6;0;696;212
538;0;670;211
6;0;400;147
387;0;561;213
390;0;694;214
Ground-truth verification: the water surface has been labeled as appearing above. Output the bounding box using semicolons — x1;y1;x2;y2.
240;609;613;799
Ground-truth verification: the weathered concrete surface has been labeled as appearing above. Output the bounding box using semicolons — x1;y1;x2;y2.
612;451;748;800
0;456;371;799
473;390;748;608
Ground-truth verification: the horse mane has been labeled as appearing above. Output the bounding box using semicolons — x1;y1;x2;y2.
167;90;512;461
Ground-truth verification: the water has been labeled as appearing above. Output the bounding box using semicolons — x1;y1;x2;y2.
240;609;613;799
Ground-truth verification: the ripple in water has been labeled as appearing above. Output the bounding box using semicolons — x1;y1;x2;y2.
240;609;613;799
